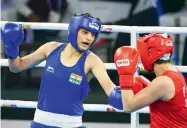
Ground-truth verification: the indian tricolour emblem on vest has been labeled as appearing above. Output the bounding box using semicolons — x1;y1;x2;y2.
69;73;82;85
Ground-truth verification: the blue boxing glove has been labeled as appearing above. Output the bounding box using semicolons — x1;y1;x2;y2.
1;23;24;60
108;86;123;110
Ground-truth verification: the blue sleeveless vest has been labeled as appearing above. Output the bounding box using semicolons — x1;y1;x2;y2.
37;43;91;116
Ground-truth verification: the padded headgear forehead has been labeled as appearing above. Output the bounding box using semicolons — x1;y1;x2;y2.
68;13;102;52
137;33;174;71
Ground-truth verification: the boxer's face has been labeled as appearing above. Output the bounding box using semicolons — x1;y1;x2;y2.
77;28;95;51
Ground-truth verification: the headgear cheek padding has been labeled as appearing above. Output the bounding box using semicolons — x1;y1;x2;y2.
68;13;102;52
137;33;174;71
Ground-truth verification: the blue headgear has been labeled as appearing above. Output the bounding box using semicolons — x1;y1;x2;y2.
68;13;102;52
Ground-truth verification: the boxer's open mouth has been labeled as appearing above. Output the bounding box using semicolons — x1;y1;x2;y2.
82;42;90;46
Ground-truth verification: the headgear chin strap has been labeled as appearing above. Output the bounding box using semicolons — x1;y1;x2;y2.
68;13;102;52
137;33;174;71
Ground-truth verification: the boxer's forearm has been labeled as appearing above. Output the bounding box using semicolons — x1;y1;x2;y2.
8;56;22;73
121;90;134;112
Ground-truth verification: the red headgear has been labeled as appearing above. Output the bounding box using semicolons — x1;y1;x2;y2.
137;33;174;71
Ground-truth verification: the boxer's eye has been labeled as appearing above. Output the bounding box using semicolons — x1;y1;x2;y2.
82;30;88;34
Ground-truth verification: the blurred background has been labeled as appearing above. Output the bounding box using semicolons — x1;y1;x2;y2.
1;0;187;128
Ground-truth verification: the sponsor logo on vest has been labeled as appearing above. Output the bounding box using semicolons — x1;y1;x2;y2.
69;73;82;85
46;66;54;73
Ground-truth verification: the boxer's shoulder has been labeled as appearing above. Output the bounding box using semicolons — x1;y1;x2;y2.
153;76;173;86
84;52;105;72
150;76;175;100
41;41;62;57
86;52;104;66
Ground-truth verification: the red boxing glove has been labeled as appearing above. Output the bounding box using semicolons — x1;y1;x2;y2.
114;46;139;90
133;76;150;94
133;77;143;94
135;76;150;88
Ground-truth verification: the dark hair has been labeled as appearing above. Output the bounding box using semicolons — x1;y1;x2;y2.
154;59;171;65
73;13;101;22
152;59;171;70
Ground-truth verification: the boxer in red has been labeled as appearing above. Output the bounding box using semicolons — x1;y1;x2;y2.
113;33;187;128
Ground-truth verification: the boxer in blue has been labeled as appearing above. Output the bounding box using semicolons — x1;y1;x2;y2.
2;13;131;128
2;12;152;127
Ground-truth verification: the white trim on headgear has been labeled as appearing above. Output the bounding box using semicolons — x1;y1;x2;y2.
159;53;171;60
